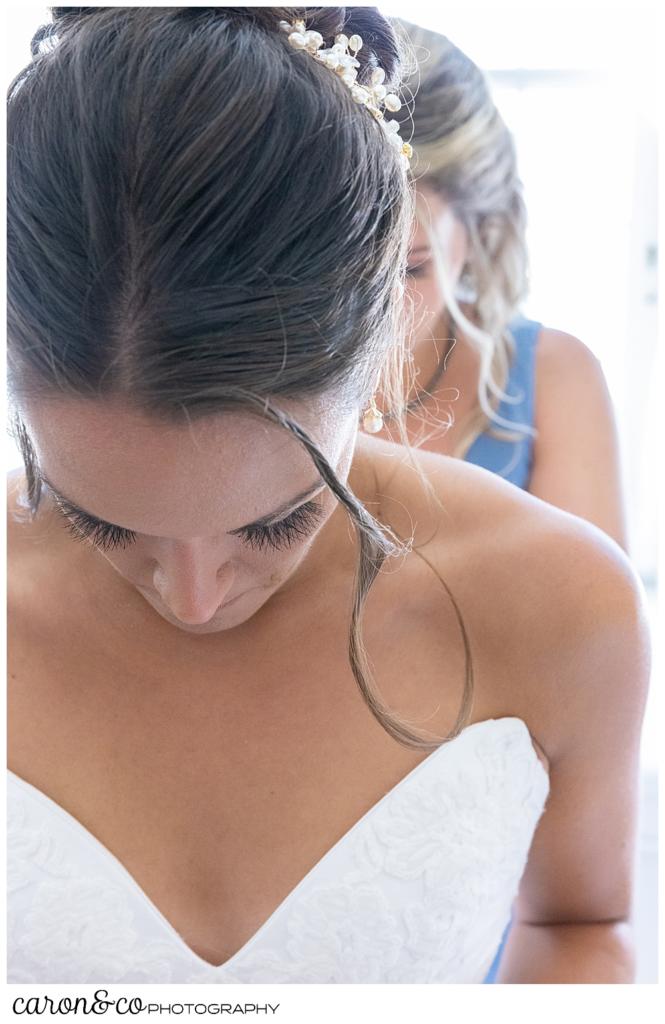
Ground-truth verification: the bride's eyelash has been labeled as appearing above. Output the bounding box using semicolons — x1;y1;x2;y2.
53;498;327;554
239;500;327;552
51;497;136;551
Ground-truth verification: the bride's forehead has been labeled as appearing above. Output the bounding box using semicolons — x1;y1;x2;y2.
21;396;323;456
18;403;326;538
18;395;353;514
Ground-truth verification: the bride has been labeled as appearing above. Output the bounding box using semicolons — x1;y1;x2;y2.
6;7;650;984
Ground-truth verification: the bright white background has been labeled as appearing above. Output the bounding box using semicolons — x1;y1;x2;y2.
3;0;662;988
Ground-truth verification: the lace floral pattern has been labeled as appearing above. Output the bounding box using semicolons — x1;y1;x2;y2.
7;717;549;984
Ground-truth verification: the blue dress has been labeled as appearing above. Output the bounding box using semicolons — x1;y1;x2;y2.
464;315;541;490
464;314;542;982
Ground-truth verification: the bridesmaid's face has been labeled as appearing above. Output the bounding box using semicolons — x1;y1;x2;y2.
406;184;469;349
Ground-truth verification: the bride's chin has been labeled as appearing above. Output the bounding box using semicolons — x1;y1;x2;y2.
139;583;277;635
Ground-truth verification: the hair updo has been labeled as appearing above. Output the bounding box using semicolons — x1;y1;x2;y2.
7;7;473;750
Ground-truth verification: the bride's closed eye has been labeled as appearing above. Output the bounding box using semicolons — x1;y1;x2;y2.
51;496;327;554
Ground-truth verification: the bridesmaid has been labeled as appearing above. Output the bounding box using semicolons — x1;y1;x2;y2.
385;21;629;980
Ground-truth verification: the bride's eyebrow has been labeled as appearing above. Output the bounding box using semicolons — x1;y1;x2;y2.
39;472;327;534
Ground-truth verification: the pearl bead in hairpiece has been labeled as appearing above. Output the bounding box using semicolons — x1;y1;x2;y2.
278;18;412;167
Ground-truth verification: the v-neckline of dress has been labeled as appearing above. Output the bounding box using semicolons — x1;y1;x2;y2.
7;715;548;972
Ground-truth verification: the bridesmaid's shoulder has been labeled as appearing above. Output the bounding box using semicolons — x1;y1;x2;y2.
533;325;610;401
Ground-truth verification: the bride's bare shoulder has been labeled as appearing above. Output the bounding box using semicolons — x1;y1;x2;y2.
366;433;572;554
7;467;73;618
367;433;634;577
7;466;59;553
365;435;646;755
7;467;40;559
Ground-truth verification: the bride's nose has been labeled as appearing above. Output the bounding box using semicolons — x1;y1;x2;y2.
152;540;235;624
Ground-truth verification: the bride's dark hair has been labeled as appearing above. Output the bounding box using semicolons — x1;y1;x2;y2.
7;6;473;750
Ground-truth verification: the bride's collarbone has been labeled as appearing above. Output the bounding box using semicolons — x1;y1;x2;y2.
8;444;551;754
7;454;553;970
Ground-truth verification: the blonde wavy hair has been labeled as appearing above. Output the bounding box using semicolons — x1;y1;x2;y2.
392;18;538;456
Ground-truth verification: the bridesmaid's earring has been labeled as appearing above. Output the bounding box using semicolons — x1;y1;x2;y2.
454;262;477;303
362;394;384;433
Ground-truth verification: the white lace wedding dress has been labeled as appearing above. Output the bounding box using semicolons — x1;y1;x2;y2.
7;716;549;984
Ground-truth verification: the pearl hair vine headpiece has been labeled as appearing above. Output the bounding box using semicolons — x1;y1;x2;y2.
279;17;412;168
